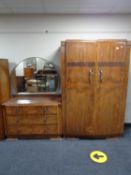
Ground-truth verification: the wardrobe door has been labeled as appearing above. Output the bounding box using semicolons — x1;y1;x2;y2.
0;59;10;139
63;41;97;136
94;40;130;137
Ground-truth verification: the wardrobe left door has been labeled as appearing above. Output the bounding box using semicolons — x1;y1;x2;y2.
0;59;10;139
61;41;97;137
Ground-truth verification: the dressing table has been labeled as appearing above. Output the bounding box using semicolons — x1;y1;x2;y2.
2;57;62;138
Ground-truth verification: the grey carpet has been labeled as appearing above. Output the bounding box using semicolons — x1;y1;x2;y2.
0;127;131;175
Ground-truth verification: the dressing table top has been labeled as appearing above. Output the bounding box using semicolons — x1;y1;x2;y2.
2;95;61;106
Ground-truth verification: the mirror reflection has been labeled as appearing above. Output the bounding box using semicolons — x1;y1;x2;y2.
15;57;59;93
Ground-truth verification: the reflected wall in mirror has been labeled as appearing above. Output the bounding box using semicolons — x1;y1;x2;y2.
12;57;59;94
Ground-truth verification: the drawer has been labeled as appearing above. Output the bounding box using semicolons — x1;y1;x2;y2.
7;125;17;135
7;124;59;136
18;125;44;135
44;115;57;125
43;106;57;114
18;125;33;135
44;125;58;135
6;115;57;125
5;106;43;115
32;125;44;134
7;124;45;135
6;115;44;125
19;116;44;125
6;116;17;125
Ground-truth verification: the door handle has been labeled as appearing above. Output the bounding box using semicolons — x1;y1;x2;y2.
99;68;103;83
88;69;94;83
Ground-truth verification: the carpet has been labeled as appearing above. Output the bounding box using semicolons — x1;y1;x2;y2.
0;127;131;175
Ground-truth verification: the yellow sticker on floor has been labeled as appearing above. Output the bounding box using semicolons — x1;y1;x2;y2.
90;150;108;163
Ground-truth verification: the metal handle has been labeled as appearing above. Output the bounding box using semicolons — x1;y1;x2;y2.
88;69;94;83
99;68;103;83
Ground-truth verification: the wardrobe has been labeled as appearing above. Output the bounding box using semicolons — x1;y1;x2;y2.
61;40;130;137
0;59;10;139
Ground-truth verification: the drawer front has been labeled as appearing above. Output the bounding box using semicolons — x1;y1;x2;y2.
18;116;44;125
21;107;43;114
44;115;57;125
6;116;18;125
6;115;57;125
32;125;44;134
18;125;59;135
5;106;43;115
44;125;58;135
43;106;57;114
7;125;17;135
6;107;20;115
7;124;60;136
18;125;44;135
18;125;33;135
7;124;45;135
6;116;44;125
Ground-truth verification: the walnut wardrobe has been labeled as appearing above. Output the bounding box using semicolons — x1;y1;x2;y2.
61;40;130;138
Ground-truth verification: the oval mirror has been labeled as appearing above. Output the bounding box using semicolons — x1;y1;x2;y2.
12;57;60;95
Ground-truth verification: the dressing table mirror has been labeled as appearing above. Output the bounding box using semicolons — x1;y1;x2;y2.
11;57;60;95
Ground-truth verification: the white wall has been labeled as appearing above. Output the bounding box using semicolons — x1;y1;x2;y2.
0;14;131;123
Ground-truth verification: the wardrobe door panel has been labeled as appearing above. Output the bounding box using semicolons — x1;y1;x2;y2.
66;41;97;62
64;41;97;136
97;40;127;61
95;41;130;136
95;66;125;136
65;69;95;136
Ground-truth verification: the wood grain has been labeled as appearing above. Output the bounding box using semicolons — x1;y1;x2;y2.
61;40;130;138
2;96;62;138
62;41;97;136
0;59;10;139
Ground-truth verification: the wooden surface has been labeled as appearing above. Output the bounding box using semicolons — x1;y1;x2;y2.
93;40;130;136
0;59;10;139
61;40;130;138
0;59;10;104
63;41;97;136
0;106;4;139
2;96;62;138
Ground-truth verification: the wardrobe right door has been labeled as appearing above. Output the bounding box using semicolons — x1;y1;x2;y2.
94;40;130;137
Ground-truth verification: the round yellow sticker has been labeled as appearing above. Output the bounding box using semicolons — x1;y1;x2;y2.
90;150;108;163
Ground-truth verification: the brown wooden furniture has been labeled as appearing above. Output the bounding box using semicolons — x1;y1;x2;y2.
61;40;130;138
2;96;62;138
0;59;10;139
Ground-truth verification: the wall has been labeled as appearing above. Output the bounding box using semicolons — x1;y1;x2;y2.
0;14;131;122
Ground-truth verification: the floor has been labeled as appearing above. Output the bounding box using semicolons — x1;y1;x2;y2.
0;127;131;175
